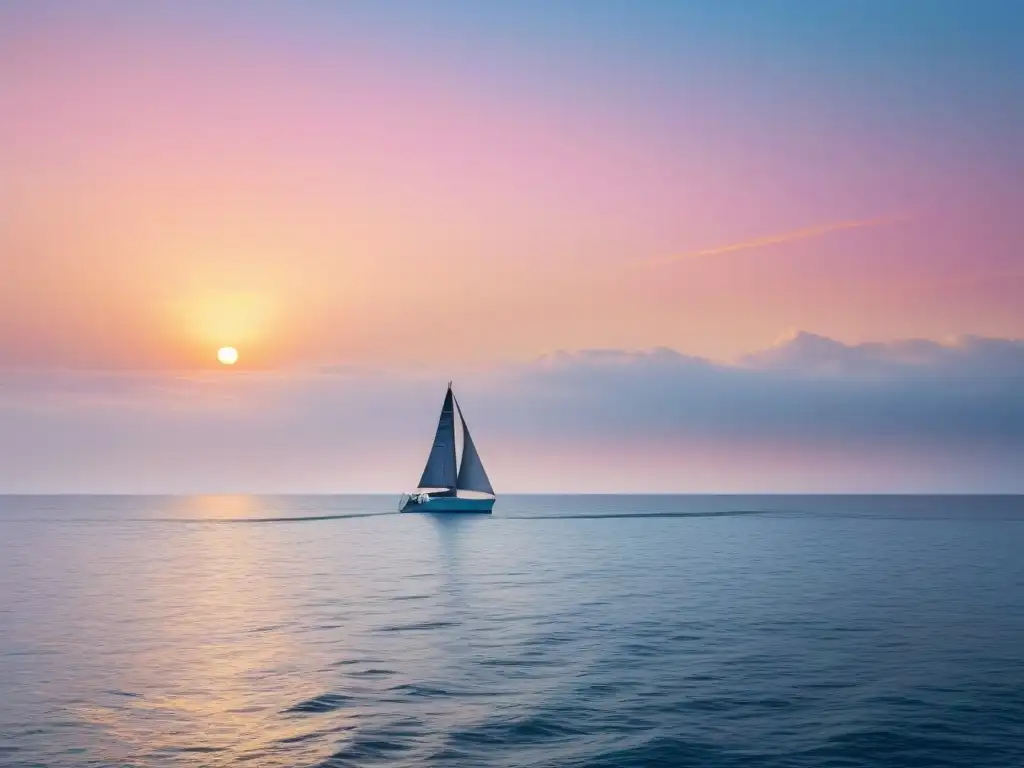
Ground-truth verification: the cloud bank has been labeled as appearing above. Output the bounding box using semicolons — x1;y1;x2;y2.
2;332;1023;493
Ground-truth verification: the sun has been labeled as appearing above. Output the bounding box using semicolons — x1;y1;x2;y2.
217;346;239;366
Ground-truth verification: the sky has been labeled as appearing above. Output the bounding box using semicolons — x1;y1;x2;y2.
1;1;1023;492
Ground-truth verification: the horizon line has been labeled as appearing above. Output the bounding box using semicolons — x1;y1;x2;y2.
1;491;1020;497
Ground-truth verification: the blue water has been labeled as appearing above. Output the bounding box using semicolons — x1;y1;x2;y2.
1;495;1022;767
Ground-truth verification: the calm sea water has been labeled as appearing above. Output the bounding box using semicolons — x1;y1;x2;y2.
1;495;1022;767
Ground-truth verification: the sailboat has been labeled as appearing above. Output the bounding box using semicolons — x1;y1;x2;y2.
399;382;495;513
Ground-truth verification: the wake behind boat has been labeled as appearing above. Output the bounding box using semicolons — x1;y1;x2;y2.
399;382;495;513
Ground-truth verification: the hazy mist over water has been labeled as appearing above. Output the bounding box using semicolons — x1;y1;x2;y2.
1;495;1022;767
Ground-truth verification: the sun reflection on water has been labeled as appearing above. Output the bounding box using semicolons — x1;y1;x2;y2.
62;496;352;766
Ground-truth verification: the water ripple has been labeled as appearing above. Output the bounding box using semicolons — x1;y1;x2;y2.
284;694;356;714
1;494;1022;767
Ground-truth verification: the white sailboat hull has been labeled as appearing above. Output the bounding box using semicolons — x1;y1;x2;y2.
400;495;494;514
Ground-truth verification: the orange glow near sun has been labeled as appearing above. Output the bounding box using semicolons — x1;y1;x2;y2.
162;286;286;368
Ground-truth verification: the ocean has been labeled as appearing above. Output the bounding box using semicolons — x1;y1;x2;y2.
1;495;1022;767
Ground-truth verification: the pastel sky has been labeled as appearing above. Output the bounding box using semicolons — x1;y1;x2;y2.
2;1;1023;492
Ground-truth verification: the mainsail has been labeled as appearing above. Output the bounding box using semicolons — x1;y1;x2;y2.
454;396;494;496
417;386;457;489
